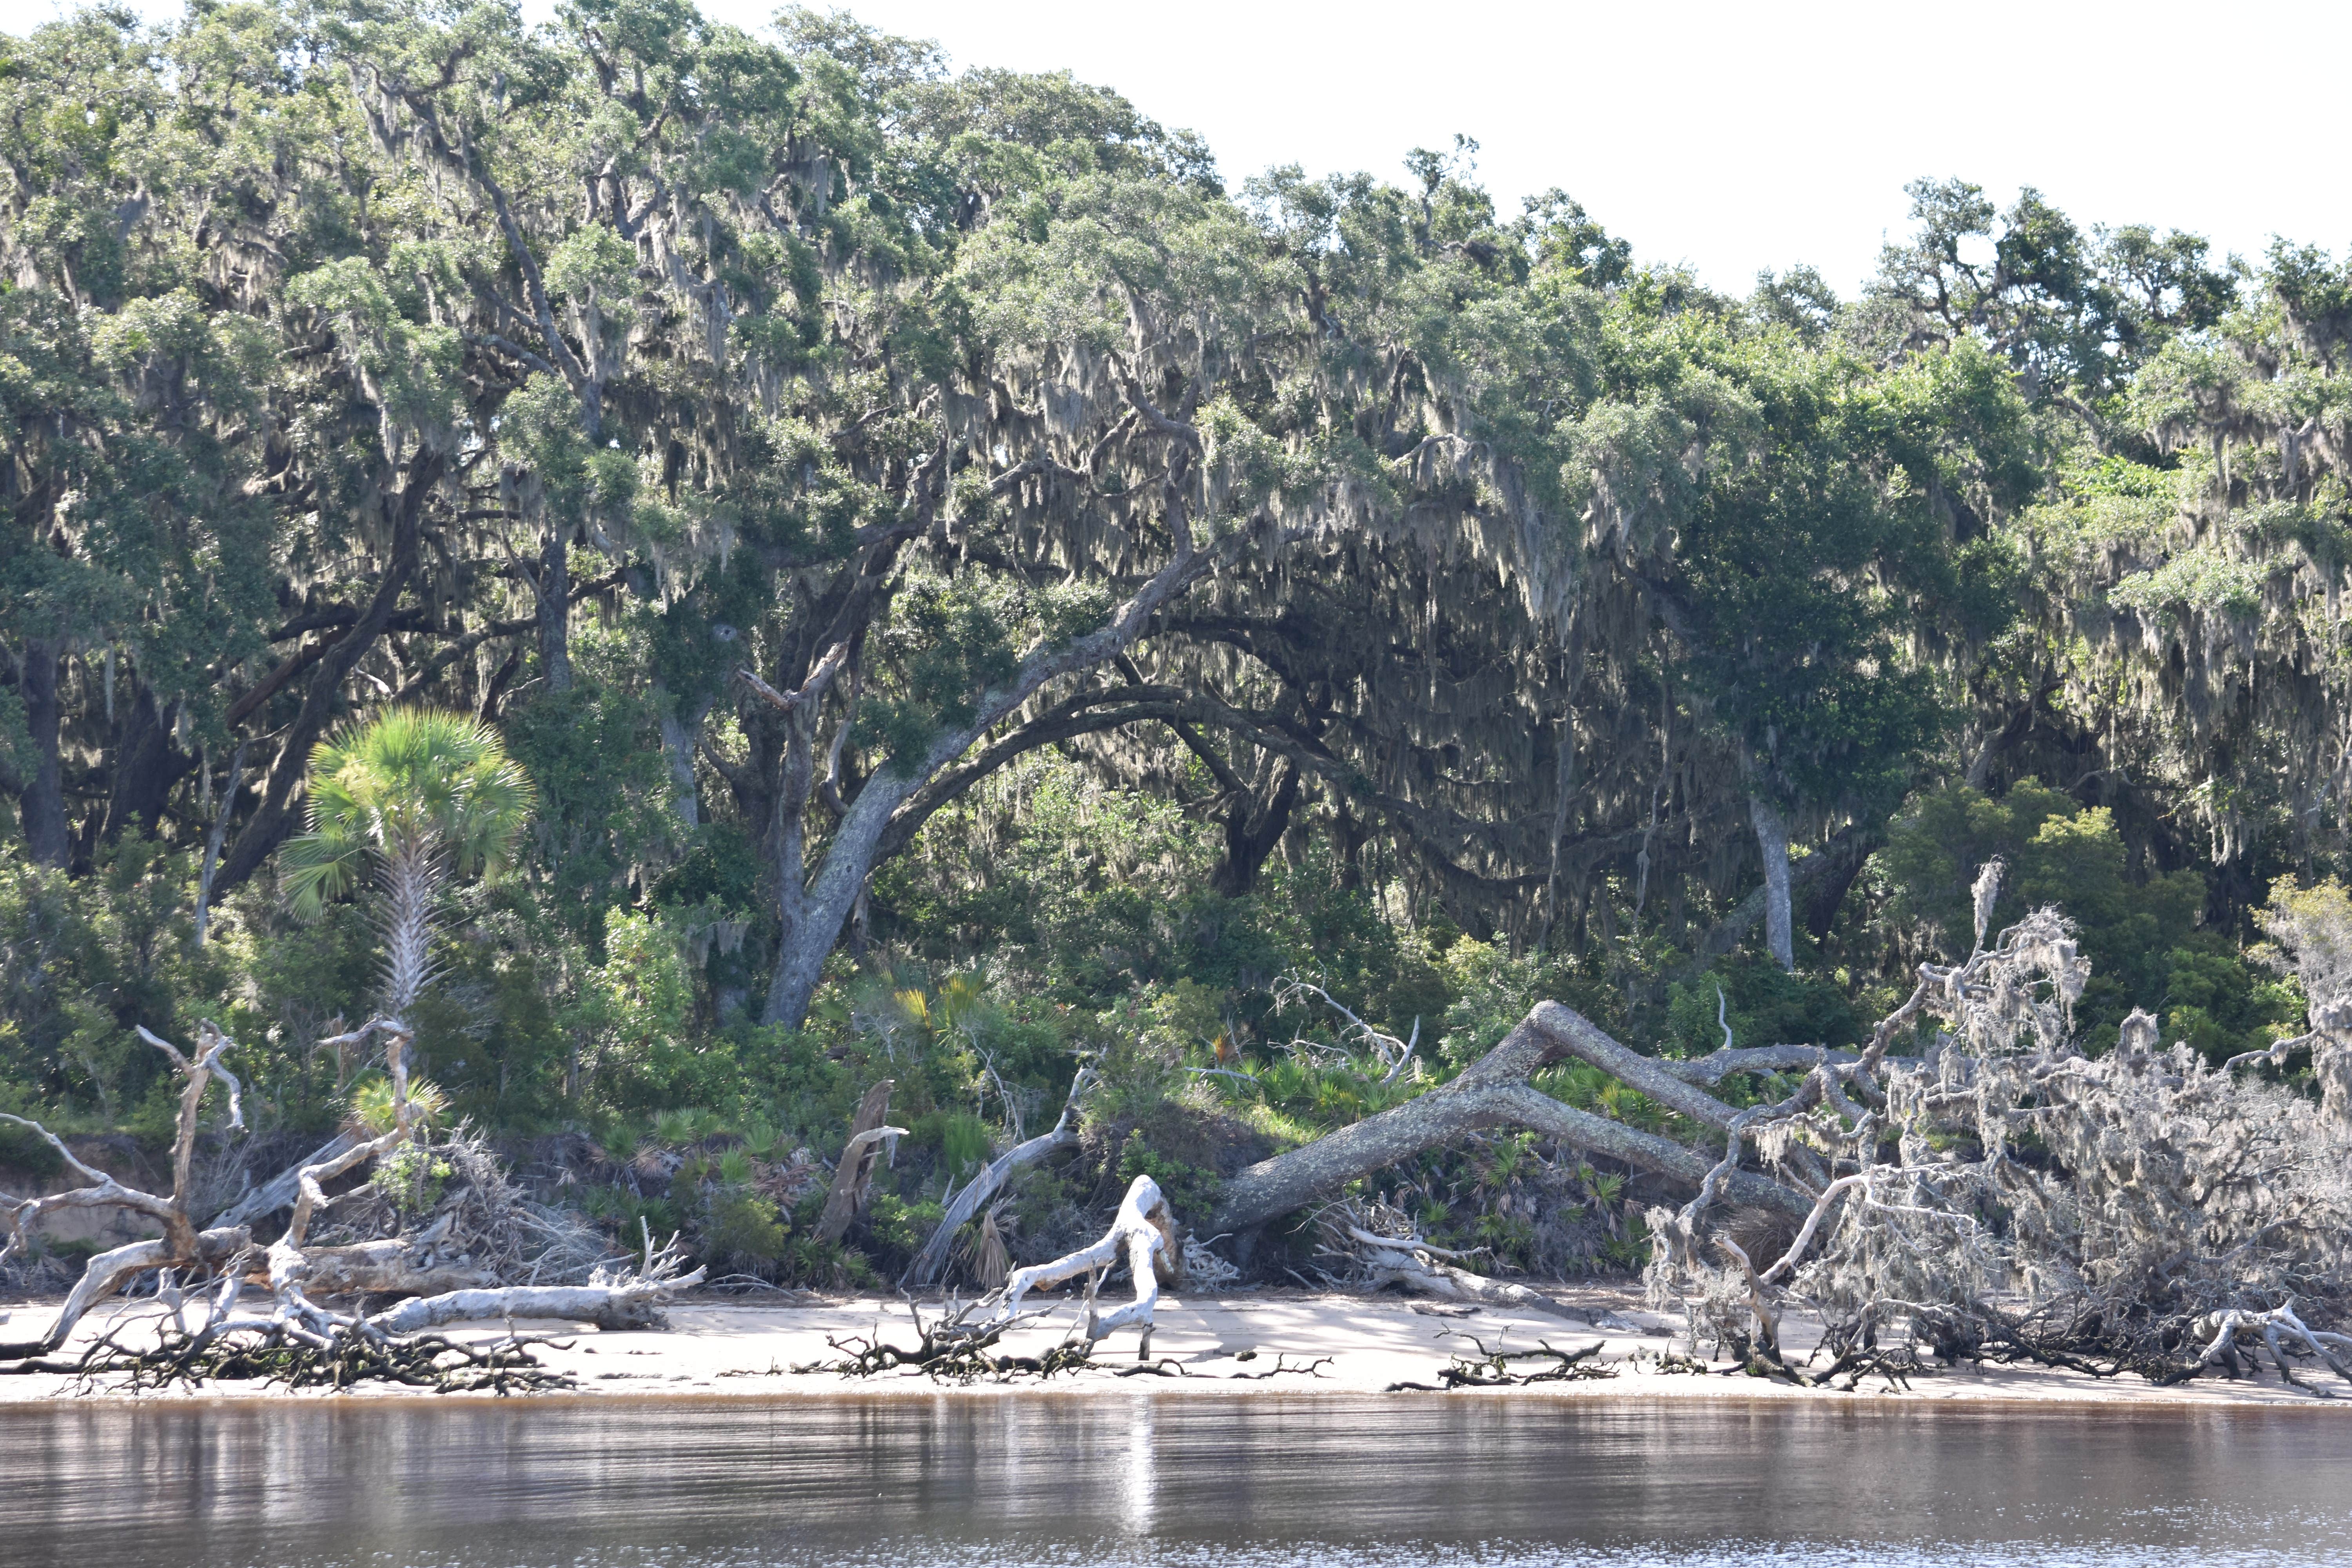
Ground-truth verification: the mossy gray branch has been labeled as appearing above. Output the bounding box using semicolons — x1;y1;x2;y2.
1206;1001;1815;1239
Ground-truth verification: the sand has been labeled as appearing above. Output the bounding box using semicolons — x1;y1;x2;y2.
6;1284;2350;1407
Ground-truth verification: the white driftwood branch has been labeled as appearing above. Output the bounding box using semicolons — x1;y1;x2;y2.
998;1174;1174;1349
368;1272;708;1334
1317;1203;1583;1320
0;1021;254;1354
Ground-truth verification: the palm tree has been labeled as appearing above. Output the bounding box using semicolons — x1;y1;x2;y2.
281;709;535;1026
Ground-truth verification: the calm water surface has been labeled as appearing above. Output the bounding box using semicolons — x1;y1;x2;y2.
4;1394;2350;1567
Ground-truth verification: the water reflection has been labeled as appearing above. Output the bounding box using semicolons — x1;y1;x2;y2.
3;1394;2349;1566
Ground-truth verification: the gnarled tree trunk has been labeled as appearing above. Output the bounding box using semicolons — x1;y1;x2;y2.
1207;1001;1815;1239
1749;794;1794;971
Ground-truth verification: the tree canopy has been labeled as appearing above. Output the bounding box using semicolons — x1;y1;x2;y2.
6;0;2352;1294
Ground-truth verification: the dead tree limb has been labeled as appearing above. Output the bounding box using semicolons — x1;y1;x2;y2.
997;1174;1176;1356
1206;1002;1815;1238
904;1069;1091;1288
1273;975;1419;1085
815;1078;899;1243
5;1020;702;1384
0;1020;252;1356
210;1132;362;1229
1315;1200;1584;1319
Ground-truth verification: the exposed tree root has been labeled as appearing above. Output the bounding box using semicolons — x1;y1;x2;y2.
789;1295;1098;1383
1429;1334;1613;1387
57;1320;575;1395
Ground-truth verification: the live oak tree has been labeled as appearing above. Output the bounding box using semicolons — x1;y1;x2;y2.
1624;327;2035;968
12;2;2352;1312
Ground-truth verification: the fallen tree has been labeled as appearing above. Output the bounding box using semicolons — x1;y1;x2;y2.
1;1019;701;1389
1637;866;2352;1394
1205;1002;1820;1240
1180;862;2352;1394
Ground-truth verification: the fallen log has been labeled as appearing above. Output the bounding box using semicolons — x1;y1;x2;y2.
1206;1002;1815;1239
998;1173;1175;1356
1316;1202;1586;1320
210;1132;361;1230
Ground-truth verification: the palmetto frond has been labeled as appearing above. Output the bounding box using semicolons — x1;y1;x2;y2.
293;708;537;876
282;708;535;1018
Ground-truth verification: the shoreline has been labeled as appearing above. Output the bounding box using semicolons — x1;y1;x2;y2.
7;1287;2349;1410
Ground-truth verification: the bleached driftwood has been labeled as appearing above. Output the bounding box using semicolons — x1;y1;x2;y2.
1315;1201;1583;1321
3;1019;701;1387
0;1020;252;1356
998;1174;1178;1356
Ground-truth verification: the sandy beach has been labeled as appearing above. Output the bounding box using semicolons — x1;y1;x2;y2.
7;1285;2347;1407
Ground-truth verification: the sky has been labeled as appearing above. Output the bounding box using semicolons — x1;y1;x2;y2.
13;0;2349;298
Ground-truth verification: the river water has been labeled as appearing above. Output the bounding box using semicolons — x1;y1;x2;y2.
4;1394;2350;1566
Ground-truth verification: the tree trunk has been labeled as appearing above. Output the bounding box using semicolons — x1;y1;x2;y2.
98;679;193;846
655;693;706;829
1333;797;1368;891
756;418;1217;1031
16;637;68;867
816;1078;899;1243
537;524;572;694
1211;757;1301;897
380;846;437;1022
193;742;249;949
1206;1000;1814;1238
1749;793;1794;971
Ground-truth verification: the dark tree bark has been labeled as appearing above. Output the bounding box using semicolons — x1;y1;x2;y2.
211;449;445;896
536;523;572;694
1212;757;1301;897
1802;831;1871;940
97;679;195;846
16;637;68;867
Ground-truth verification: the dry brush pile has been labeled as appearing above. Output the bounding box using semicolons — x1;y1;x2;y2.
1173;862;2352;1395
1638;863;2352;1393
1;1019;700;1392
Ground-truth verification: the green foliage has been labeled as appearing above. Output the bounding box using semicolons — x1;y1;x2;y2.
1665;958;1862;1056
862;1192;945;1261
2;0;2349;1298
1875;782;2282;1046
704;1190;787;1266
349;1076;449;1135
281;710;536;920
369;1143;454;1215
911;1109;994;1178
858;575;1025;767
559;910;708;1113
